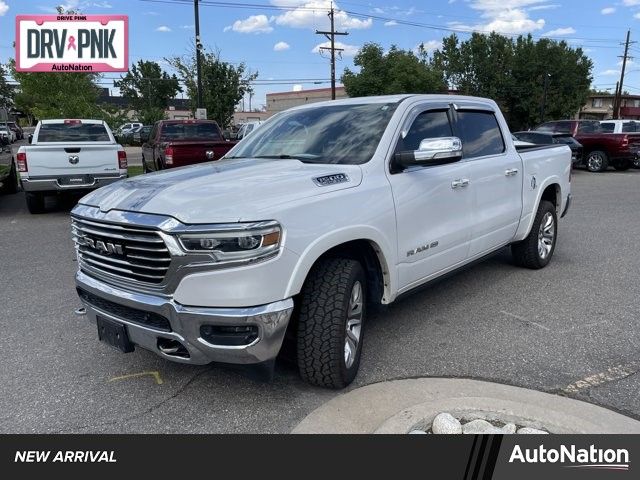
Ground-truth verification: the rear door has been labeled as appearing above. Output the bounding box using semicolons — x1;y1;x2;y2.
388;104;473;291
28;121;120;177
454;107;523;258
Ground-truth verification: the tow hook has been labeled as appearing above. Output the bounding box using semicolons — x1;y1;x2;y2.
74;307;86;316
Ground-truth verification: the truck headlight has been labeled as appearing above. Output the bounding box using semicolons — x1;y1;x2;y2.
177;222;281;264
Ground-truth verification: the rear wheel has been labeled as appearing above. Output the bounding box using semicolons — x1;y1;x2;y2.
614;161;631;171
0;162;18;194
512;200;557;269
296;258;366;389
586;150;609;172
26;192;46;214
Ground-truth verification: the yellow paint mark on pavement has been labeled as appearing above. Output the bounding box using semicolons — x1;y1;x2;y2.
108;371;163;385
561;364;638;395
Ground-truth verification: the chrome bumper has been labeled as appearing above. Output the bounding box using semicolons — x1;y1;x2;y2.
75;270;294;365
21;174;126;192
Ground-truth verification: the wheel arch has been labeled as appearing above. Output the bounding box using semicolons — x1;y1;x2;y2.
286;232;395;306
514;179;562;242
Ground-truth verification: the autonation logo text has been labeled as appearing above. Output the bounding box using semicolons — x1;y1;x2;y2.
509;444;630;471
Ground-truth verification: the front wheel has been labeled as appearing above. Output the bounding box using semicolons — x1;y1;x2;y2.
511;200;558;269
586;150;609;172
296;258;366;389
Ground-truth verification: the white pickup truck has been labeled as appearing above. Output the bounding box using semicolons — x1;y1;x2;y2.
72;95;571;388
17;119;127;214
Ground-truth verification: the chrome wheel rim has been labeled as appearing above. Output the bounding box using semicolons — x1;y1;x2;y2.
588;153;603;171
633;158;640;168
538;212;555;260
344;281;363;369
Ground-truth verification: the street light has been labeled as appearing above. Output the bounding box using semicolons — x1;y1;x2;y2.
194;0;204;109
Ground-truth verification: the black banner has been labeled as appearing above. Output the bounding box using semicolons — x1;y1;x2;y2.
0;435;637;479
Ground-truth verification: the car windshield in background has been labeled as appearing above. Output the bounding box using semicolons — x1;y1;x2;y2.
161;123;221;141
229;102;399;165
38;123;110;142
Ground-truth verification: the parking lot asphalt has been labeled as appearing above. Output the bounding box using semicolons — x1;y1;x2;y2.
0;168;638;433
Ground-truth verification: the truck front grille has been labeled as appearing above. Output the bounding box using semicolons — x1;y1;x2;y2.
72;217;171;285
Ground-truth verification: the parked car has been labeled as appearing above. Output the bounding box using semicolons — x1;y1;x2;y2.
7;121;24;140
236;121;263;140
599;119;640;133
534;120;640;172
142;119;236;172
0;126;16;143
0;134;18;195
513;131;583;165
116;122;143;135
132;125;152;145
72;94;571;388
16;119;127;214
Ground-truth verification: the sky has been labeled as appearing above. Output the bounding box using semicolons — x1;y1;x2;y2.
0;0;639;109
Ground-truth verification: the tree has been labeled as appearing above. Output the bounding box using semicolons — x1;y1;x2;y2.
341;43;446;97
114;60;181;125
432;33;593;130
167;48;257;128
0;64;12;109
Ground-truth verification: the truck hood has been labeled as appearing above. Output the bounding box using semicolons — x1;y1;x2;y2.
79;158;363;224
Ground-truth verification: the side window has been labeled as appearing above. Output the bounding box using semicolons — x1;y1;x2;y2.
456;111;505;158
622;122;638;132
397;110;452;153
600;123;615;133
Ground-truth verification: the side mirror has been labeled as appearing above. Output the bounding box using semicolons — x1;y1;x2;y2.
28;134;33;144
394;137;463;169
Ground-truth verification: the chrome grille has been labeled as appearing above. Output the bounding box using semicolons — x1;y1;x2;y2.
72;217;171;285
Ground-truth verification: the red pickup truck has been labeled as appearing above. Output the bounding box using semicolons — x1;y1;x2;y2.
142;120;236;172
535;120;640;172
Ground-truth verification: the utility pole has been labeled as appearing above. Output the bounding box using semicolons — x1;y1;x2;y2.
540;73;550;123
315;3;348;100
194;0;204;109
614;29;633;119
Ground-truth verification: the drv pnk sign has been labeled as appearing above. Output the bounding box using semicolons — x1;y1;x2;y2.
15;15;129;72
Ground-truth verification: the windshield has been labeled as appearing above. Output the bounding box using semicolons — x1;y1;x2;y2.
161;122;221;141
229;102;399;164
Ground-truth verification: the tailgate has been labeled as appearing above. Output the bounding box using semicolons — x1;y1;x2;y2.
172;142;234;166
24;144;121;177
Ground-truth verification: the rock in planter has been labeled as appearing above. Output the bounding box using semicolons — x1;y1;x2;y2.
432;413;463;434
462;419;504;434
501;423;517;434
517;427;548;434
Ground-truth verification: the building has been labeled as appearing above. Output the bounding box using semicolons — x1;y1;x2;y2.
232;111;271;125
579;93;640;120
266;86;348;114
98;89;193;121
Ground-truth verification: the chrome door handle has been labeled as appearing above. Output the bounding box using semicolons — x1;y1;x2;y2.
505;168;519;176
451;179;470;189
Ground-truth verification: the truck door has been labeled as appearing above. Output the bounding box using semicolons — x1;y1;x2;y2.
388;106;473;291
454;108;523;258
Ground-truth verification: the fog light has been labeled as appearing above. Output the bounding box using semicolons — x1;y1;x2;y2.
200;325;259;346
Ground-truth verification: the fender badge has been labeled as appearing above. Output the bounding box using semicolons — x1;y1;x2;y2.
531;176;537;190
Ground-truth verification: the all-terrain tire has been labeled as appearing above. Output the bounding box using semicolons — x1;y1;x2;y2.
296;258;366;389
511;200;557;269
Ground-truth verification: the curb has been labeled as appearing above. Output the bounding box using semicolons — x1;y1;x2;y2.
292;378;640;434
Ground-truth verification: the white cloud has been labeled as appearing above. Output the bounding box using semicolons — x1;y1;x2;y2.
225;14;273;34
180;25;195;29
635;12;640;19
601;7;616;15
292;84;304;92
0;1;7;16
600;69;621;76
274;41;291;51
418;40;443;53
384;20;398;26
449;0;548;34
144;11;160;16
623;0;640;5
274;1;372;30
156;25;171;32
92;1;112;7
542;27;576;37
312;41;360;57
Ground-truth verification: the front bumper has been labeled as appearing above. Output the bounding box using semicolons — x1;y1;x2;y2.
21;173;127;192
76;270;294;365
